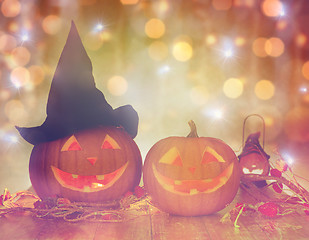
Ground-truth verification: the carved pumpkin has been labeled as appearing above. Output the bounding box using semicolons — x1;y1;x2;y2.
143;121;240;216
238;132;270;176
238;132;270;187
29;126;142;202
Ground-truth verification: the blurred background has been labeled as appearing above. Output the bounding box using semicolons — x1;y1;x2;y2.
1;0;309;192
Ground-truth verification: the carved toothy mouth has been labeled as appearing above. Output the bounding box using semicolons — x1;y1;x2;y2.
242;168;264;175
51;162;128;192
152;163;234;195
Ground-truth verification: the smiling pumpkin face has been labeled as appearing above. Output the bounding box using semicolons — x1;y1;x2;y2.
143;122;240;216
29;126;142;202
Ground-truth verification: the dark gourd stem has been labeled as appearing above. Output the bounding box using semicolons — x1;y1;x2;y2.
187;120;199;138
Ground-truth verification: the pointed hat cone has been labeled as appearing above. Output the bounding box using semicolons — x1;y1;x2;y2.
17;21;138;145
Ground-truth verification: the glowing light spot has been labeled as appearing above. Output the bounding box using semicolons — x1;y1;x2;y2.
276;20;287;31
99;31;112;42
145;18;165;39
252;37;268;57
299;87;308;93
262;0;283;17
205;34;217;45
148;41;168;61
107;76;128;96
157;65;170;75
224;49;233;58
190;86;209;105
255;80;275;100
93;23;104;32
10;67;30;88
281;153;294;165
302;61;309;80
21;33;30;42
223;78;244;99
235;37;246;46
0;34;17;53
42;15;63;35
153;1;169;13
1;0;21;17
120;0;139;4
172;41;193;62
6;134;18;144
265;37;284;57
29;65;45;86
296;33;307;47
215;109;224;119
10;46;31;67
212;0;232;10
208;108;224;120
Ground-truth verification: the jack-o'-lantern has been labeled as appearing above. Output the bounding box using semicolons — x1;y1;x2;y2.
143;121;241;216
238;132;270;187
16;22;142;202
238;132;270;176
29;126;142;202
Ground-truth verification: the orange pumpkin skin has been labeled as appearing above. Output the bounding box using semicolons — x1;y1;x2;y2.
29;126;142;202
143;134;240;216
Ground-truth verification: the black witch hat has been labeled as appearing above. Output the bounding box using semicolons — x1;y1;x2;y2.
16;21;138;145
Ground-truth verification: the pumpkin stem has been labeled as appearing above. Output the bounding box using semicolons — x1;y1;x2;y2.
187;120;199;138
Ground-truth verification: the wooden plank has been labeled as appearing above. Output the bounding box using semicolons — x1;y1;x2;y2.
151;212;210;240
0;213;98;240
94;215;152;240
36;219;97;240
0;213;46;240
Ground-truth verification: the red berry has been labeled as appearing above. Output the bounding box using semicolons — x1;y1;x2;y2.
258;202;278;217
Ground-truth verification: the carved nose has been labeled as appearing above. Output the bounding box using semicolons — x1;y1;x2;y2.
87;157;97;166
188;167;196;174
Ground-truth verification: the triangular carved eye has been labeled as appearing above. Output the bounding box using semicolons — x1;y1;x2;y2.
61;135;82;152
201;146;225;165
101;134;121;149
159;147;183;166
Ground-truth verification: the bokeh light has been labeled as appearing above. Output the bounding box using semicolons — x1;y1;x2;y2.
296;33;307;47
10;47;31;67
235;37;246;47
0;34;17;53
144;18;165;39
255;80;275;100
261;0;283;17
223;78;244;99
265;37;285;57
42;15;63;35
172;41;193;62
302;61;309;80
205;34;217;46
10;67;30;88
107;76;128;96
1;0;21;18
252;38;268;57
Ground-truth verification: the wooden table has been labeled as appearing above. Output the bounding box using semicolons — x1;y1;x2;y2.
1;186;309;240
